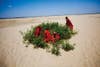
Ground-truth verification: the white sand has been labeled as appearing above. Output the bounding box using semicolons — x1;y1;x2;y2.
0;14;100;67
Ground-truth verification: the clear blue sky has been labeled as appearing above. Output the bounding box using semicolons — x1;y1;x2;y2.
0;0;100;18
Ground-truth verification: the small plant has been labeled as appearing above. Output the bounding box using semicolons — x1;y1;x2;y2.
62;42;75;51
21;22;77;56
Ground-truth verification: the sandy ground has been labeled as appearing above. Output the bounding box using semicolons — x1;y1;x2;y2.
0;14;100;67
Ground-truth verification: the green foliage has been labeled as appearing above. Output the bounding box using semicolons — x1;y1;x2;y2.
62;42;75;51
51;45;60;56
40;22;75;39
21;22;77;56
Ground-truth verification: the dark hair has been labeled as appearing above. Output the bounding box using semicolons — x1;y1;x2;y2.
65;17;68;19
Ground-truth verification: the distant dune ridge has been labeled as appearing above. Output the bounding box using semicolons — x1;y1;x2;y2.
0;14;100;67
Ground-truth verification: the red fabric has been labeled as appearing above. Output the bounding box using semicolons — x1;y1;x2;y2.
53;33;60;40
66;17;73;30
44;29;54;42
34;27;61;43
44;30;60;43
34;26;42;37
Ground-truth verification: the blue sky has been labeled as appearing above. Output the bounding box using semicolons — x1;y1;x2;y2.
0;0;100;18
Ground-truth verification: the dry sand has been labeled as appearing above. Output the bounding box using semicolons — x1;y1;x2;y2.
0;14;100;67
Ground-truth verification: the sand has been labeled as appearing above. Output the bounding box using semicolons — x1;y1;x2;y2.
0;14;100;67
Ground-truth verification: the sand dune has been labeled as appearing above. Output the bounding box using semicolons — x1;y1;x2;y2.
0;14;100;67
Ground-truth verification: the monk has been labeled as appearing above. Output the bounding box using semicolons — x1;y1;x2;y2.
65;17;73;30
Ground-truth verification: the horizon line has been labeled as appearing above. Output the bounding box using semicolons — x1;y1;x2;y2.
0;12;100;19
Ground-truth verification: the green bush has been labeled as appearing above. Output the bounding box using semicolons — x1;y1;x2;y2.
21;22;77;55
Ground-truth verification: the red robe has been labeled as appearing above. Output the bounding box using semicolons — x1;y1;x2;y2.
65;17;73;30
34;26;42;37
44;29;53;42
